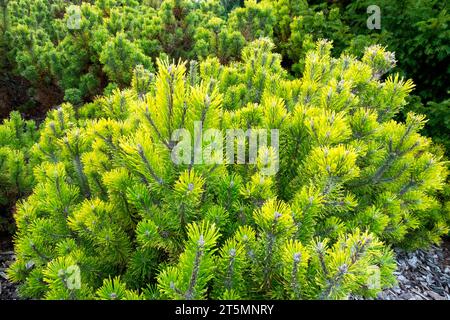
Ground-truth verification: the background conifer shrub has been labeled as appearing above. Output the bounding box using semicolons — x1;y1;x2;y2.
0;111;38;232
6;40;448;300
1;0;247;110
1;0;448;155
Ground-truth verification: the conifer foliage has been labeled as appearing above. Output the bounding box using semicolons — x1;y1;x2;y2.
0;111;37;231
4;39;448;300
1;0;448;153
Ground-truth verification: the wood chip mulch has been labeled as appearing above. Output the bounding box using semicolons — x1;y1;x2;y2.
0;238;19;300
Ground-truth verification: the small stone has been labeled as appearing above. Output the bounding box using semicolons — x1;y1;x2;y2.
400;293;413;300
428;291;446;300
408;256;418;268
418;270;428;277
397;275;407;282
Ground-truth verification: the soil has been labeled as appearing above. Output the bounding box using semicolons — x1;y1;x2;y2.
0;73;63;122
0;74;31;119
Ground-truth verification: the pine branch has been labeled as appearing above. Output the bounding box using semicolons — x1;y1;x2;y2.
136;143;164;186
144;107;172;150
185;235;205;300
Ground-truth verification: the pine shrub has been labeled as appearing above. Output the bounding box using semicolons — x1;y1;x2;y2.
6;39;449;300
2;0;448;154
0;111;38;231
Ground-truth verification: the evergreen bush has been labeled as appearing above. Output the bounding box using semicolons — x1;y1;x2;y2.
6;39;448;300
0;111;38;232
1;0;448;154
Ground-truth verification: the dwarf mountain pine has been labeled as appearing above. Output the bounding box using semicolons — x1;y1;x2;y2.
4;39;448;300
